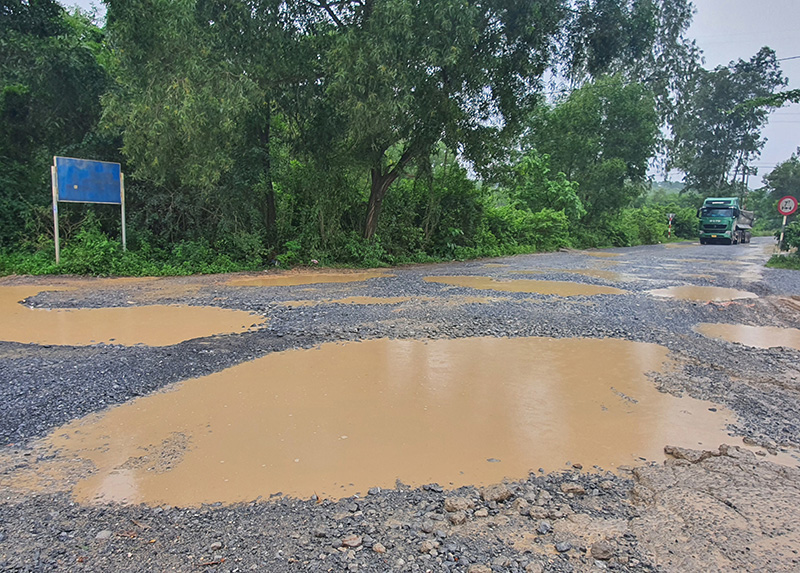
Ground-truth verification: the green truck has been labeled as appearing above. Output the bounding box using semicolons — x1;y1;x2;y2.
698;197;754;245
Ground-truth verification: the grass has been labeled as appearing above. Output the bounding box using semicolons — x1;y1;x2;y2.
766;254;800;270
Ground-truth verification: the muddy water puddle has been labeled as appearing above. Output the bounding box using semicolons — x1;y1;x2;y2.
424;276;627;296
510;269;628;282
42;337;747;506
0;285;265;347
648;285;758;302
695;323;800;351
228;270;392;287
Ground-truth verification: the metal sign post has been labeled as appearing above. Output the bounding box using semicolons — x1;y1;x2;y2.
777;195;798;250
51;157;126;264
667;213;675;239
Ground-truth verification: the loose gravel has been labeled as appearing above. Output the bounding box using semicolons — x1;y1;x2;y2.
1;237;799;572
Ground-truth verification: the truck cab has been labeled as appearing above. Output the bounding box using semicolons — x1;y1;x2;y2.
698;197;754;245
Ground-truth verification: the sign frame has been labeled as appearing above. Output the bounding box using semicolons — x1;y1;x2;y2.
777;195;798;250
51;156;126;264
778;195;798;216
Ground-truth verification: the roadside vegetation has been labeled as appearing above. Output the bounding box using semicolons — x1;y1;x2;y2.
0;0;795;276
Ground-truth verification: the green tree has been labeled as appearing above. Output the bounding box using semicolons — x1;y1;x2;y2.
0;1;108;245
526;75;659;220
754;150;800;230
315;0;567;239
669;47;786;192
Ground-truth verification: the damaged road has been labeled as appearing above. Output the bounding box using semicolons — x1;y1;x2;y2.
1;237;799;571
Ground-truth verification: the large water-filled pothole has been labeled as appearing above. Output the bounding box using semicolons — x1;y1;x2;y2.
648;285;758;302
695;323;800;351
0;285;266;347
424;276;627;296
45;337;742;506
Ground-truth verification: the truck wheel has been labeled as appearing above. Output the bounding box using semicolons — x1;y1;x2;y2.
700;238;707;245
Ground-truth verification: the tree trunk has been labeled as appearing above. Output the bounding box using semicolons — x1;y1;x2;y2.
364;168;399;240
363;148;415;240
258;104;276;231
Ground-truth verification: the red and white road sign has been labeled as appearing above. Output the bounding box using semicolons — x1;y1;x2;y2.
778;195;798;216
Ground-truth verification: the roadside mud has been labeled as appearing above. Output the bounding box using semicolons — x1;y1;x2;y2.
424;276;627;296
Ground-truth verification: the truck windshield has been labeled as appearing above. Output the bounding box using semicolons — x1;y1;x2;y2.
702;208;734;218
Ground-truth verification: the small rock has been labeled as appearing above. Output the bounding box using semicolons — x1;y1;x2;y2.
443;497;474;512
209;541;223;552
312;526;328;538
536;521;552;535
555;541;572;553
467;565;492;573
341;534;362;548
528;506;548;520
525;563;544;573
95;530;113;540
419;539;437;553
511;498;530;515
368;487;381;495
590;540;614;561
372;542;387;554
420;519;435;533
599;481;614;491
474;508;489;518
480;483;512;503
492;556;511;567
448;511;467;525
560;482;586;496
572;463;583;470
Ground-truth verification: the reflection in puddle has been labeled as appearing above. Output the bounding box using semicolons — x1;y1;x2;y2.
424;276;627;296
695;324;800;351
48;337;742;505
648;285;758;302
228;270;392;287
0;285;265;347
510;269;626;282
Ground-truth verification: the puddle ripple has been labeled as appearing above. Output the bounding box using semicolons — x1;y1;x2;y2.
424;276;626;296
48;337;737;505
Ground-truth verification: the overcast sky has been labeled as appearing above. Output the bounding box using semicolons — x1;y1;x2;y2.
61;0;800;186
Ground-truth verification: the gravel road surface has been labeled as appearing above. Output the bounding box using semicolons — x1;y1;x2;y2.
1;237;799;572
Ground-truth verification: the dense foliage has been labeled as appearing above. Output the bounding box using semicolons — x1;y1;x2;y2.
0;0;792;276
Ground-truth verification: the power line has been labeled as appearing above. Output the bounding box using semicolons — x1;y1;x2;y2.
777;55;800;62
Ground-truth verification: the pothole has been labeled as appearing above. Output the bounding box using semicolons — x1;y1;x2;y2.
40;337;747;506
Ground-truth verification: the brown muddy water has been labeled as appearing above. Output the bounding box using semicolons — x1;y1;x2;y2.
424;276;627;296
0;285;266;347
695;323;800;351
510;269;627;282
45;337;744;506
228;270;392;287
648;285;758;302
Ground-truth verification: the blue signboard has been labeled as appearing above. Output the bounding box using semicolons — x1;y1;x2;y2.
55;157;122;204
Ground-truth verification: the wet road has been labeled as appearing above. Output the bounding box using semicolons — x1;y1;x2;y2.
1;237;800;572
